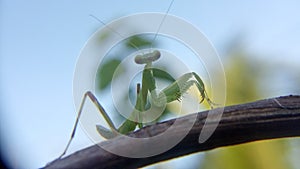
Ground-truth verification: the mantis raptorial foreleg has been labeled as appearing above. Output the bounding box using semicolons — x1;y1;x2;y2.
150;72;215;108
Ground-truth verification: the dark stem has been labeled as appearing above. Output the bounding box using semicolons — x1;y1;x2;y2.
43;95;300;169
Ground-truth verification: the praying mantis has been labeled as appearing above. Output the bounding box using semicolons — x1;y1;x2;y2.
58;49;215;159
57;0;216;160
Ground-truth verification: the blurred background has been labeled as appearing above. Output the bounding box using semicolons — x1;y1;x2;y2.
0;0;299;169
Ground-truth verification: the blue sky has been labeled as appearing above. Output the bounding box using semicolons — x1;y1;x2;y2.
1;0;300;168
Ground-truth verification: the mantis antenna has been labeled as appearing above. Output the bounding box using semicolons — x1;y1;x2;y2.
89;14;140;51
90;0;175;53
150;0;175;49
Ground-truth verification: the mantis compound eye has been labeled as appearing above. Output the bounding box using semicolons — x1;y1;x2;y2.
135;50;161;64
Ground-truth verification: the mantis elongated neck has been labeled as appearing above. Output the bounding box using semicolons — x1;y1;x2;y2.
145;62;152;69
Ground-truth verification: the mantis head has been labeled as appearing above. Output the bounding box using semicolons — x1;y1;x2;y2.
135;50;161;64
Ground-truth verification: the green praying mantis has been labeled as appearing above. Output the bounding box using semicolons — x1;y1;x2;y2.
58;49;216;159
57;0;216;160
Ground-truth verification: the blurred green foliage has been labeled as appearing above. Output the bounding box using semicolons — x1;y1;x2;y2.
125;35;153;49
97;59;122;90
225;51;259;105
199;49;293;169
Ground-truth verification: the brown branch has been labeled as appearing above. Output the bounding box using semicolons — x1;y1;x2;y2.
43;95;300;169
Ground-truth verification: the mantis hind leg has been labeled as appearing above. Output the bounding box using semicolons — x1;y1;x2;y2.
58;91;117;159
